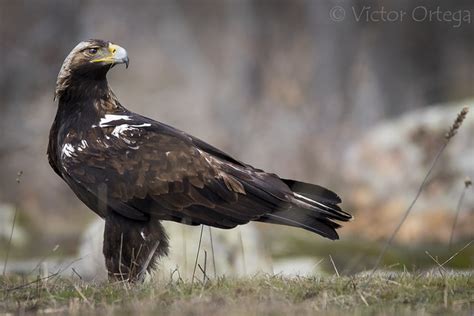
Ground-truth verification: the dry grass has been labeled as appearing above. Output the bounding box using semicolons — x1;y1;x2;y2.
0;272;472;315
1;108;471;315
371;107;470;276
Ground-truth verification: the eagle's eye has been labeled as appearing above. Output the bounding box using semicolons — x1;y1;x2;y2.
88;48;98;55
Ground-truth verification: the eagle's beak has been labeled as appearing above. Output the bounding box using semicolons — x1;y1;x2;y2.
91;43;129;68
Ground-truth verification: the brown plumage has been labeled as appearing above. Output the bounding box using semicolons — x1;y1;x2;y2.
48;39;352;281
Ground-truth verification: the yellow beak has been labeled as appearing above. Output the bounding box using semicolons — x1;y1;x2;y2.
91;43;129;68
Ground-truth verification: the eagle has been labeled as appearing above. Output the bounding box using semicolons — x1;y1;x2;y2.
48;39;352;281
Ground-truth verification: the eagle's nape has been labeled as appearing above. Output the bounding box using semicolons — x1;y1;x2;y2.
47;39;353;282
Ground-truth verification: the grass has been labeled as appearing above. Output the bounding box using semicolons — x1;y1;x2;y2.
2;108;471;315
273;236;474;273
0;272;472;315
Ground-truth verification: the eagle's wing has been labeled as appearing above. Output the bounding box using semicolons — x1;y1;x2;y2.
59;116;292;229
60;114;351;238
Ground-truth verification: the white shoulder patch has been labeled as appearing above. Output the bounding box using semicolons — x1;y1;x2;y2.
99;114;132;127
61;143;75;158
77;140;88;152
111;123;151;138
111;124;131;138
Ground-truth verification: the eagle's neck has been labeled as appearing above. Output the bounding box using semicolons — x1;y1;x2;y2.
58;73;108;103
49;75;126;173
56;75;126;119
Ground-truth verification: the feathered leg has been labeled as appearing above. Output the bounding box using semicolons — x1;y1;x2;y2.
103;211;169;282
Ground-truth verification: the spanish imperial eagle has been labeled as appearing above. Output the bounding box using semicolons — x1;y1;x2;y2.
48;39;352;281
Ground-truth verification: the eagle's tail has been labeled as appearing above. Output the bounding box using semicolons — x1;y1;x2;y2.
257;179;352;240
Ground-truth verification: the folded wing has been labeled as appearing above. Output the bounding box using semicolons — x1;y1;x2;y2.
60;115;351;239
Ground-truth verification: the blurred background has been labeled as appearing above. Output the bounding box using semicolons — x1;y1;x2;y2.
0;0;473;278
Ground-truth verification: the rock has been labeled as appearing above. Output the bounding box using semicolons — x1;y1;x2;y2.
343;103;474;243
0;203;27;247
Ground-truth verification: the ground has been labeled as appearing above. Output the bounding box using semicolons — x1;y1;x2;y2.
1;272;472;315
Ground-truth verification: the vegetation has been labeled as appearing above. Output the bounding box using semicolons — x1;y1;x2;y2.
0;106;471;315
1;272;472;315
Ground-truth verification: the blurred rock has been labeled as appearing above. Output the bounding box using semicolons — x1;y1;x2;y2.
0;203;27;247
343;102;474;243
272;257;321;277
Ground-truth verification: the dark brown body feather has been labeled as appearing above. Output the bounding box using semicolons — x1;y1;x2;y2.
48;40;352;281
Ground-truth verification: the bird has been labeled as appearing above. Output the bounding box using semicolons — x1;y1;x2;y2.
48;39;353;281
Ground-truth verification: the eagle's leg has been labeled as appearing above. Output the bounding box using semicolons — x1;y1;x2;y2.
103;211;169;282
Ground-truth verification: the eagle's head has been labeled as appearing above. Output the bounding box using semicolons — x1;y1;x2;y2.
55;39;129;100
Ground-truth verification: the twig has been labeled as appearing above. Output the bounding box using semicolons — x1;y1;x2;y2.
4;272;60;292
443;280;449;309
198;264;210;284
118;233;125;283
2;207;18;276
371;142;447;275
181;225;188;278
73;283;93;308
3;258;83;292
425;251;447;276
441;240;473;267
358;290;369;306
192;225;204;286
199;250;210;285
130;243;144;280
168;267;180;284
208;226;217;278
28;244;60;276
71;268;83;280
329;255;340;277
238;229;247;275
449;177;472;248
203;250;207;283
138;240;160;282
369;107;469;279
312;258;325;271
116;234;130;294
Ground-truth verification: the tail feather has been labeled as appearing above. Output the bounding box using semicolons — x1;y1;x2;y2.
282;178;342;204
256;179;352;240
259;210;340;240
292;193;352;221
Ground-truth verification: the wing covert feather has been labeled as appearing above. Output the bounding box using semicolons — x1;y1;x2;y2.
60;122;271;225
